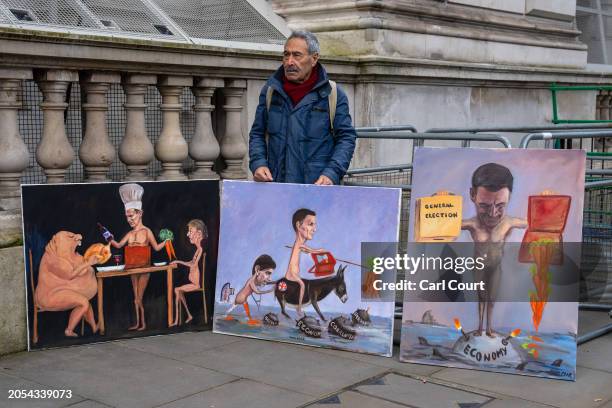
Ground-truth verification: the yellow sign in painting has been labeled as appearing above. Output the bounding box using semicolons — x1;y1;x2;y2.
414;192;462;242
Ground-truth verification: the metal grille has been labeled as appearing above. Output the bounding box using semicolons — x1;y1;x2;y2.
344;168;412;253
19;79;199;184
0;0;285;45
0;3;13;23
81;0;177;36
345;168;412;186
0;0;100;28
582;183;612;304
153;0;285;44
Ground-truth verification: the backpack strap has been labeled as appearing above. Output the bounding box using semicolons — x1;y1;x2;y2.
266;86;274;112
265;86;274;144
328;80;337;132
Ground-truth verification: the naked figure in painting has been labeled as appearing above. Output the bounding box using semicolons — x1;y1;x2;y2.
35;231;100;338
461;163;527;337
109;183;168;331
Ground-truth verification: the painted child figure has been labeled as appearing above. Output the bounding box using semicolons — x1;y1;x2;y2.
170;219;207;326
224;254;276;325
286;209;327;317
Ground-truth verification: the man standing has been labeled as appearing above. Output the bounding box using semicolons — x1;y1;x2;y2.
249;31;356;185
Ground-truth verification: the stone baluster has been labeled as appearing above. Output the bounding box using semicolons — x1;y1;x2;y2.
220;79;247;179
155;76;192;180
190;78;223;179
0;69;31;201
35;70;78;183
120;74;156;181
0;69;31;247
79;72;120;182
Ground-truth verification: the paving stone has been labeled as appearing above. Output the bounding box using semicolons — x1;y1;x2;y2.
597;398;612;408
481;398;552;407
308;390;407;407
354;373;490;408
0;371;84;407
0;342;236;408
432;366;612;408
578;334;612;373
179;337;388;396
65;400;113;408
116;331;245;360
159;379;312;408
310;345;443;377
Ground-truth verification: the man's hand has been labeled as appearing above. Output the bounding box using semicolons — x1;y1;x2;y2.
314;175;333;185
253;166;273;182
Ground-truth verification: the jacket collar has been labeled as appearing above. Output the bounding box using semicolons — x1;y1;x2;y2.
268;63;330;105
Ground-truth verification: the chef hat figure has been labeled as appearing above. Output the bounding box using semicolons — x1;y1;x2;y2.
119;183;144;211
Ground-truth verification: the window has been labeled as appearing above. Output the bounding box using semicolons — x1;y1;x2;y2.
10;8;36;22
153;24;173;35
101;19;119;30
576;0;612;64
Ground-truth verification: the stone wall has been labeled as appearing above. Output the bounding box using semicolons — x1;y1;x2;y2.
0;247;26;355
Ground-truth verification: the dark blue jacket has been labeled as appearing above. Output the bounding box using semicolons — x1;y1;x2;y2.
249;64;356;185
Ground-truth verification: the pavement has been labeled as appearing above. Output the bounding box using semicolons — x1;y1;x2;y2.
0;310;610;408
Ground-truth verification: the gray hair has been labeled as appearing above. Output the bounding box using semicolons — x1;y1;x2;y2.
287;31;320;55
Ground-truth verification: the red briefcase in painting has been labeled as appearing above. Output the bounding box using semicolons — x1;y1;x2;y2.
308;252;337;277
519;195;571;265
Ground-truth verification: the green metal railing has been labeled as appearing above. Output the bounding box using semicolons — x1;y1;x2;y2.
550;83;612;124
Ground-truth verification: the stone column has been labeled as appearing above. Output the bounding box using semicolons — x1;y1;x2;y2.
120;74;156;181
155;75;192;180
190;78;223;179
35;70;78;183
79;72;121;182
0;69;32;247
220;79;247;179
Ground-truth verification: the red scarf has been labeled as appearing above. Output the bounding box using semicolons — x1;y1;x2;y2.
282;66;319;106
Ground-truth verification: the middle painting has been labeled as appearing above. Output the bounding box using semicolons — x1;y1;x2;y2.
213;181;401;356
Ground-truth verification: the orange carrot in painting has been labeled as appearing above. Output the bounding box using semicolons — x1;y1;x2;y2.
159;229;176;261
164;240;176;261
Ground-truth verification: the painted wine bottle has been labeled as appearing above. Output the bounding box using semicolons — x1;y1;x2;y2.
97;222;114;242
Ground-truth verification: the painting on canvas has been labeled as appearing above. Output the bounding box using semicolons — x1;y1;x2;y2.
22;180;219;350
400;147;585;380
213;181;401;356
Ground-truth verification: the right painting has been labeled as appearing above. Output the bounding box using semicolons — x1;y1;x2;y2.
400;147;586;381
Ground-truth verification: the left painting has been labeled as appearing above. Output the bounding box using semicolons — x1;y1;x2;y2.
21;180;219;350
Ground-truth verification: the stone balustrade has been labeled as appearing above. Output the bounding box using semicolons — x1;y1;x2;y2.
0;65;252;248
0;68;249;200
